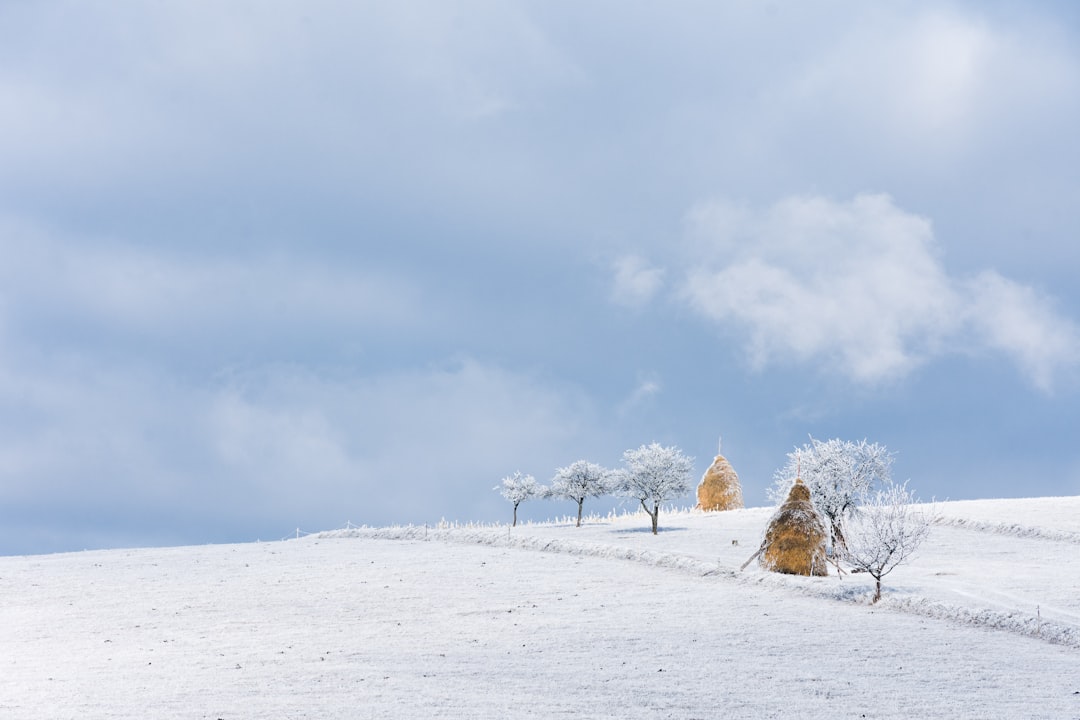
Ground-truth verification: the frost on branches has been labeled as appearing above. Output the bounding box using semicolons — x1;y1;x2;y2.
550;460;614;527
770;438;893;551
495;472;545;527
616;443;694;535
843;481;934;603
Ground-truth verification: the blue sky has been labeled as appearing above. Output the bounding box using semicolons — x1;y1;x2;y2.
2;1;1079;555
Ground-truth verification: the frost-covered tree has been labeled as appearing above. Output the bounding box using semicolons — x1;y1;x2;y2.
843;481;933;603
550;460;613;527
769;437;893;551
617;443;694;535
495;471;544;527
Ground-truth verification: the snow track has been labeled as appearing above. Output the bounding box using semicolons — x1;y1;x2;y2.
316;525;728;578
933;515;1080;544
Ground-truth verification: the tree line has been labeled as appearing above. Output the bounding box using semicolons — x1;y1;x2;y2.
495;442;693;535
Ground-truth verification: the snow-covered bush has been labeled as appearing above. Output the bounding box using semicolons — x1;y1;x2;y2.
616;443;694;535
495;471;545;527
843;481;934;603
550;460;614;527
770;437;893;551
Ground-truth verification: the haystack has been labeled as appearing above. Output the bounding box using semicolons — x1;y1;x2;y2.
696;454;744;511
759;478;827;576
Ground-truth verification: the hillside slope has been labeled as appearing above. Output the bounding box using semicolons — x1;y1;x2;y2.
2;498;1078;719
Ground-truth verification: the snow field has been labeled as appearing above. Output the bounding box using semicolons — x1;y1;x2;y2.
330;498;1080;647
1;497;1078;719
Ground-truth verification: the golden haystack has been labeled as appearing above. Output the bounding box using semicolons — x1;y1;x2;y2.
696;454;744;511
759;479;828;576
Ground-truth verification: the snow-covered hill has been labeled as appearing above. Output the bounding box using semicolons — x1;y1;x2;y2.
2;497;1078;719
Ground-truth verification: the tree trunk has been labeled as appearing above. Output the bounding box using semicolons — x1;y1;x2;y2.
639;499;659;535
513;503;519;527
831;521;847;554
872;575;882;603
576;499;584;527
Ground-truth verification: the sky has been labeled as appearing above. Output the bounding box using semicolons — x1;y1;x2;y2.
1;0;1079;555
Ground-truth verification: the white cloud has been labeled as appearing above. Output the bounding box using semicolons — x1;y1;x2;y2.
616;374;662;417
0;347;604;547
795;12;991;140
610;255;665;307
200;358;606;525
0;215;425;349
963;271;1080;393
0;1;581;189
787;9;1078;154
682;193;1080;390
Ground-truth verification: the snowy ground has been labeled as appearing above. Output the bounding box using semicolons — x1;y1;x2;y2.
2;497;1078;719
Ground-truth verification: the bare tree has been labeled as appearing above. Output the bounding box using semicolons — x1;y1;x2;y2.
616;443;694;535
550;460;613;527
495;471;544;527
842;481;933;603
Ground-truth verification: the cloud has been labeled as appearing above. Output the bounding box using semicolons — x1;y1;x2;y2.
786;9;1079;154
0;2;581;195
208;358;599;510
206;358;607;530
793;12;993;143
963;271;1080;393
0;215;426;362
681;193;1080;390
616;373;662;417
0;348;603;552
610;255;665;307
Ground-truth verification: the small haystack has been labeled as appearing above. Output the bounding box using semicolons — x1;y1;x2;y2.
758;478;827;576
696;454;744;511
